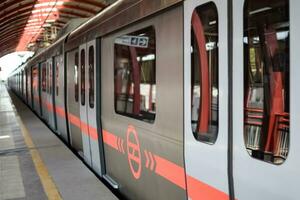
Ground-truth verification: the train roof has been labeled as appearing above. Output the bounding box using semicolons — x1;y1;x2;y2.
27;34;68;67
9;0;182;76
65;0;182;51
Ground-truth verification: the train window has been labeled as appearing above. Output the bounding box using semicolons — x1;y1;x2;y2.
21;70;24;94
42;63;46;92
89;46;95;108
244;0;289;164
114;26;156;123
32;66;38;97
47;63;49;94
75;52;79;102
81;49;85;106
56;58;59;96
25;69;28;99
46;64;49;94
49;61;52;94
191;3;219;144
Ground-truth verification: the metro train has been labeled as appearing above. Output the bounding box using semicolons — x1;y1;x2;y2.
8;0;300;199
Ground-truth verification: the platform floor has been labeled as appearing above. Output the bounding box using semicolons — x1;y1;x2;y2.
0;83;118;200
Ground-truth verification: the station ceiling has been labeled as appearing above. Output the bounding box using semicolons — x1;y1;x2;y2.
0;0;114;58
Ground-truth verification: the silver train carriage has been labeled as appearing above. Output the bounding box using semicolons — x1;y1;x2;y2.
8;0;299;199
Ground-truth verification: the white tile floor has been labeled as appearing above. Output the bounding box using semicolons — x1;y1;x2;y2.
0;156;26;200
0;84;26;200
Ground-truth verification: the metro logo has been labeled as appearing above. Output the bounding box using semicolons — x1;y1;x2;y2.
126;125;142;180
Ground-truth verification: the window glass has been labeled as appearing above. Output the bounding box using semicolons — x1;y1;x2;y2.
18;73;20;92
75;52;79;102
47;63;50;94
42;63;46;92
89;46;95;108
55;58;59;96
244;0;289;164
27;68;30;100
19;73;21;91
21;70;24;94
24;68;28;101
114;26;156;123
48;61;52;94
191;3;219;144
81;49;85;106
32;66;39;98
47;63;49;94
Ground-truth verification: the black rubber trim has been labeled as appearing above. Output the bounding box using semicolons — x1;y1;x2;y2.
227;1;235;200
96;37;107;175
52;57;58;131
38;63;43;115
63;35;71;144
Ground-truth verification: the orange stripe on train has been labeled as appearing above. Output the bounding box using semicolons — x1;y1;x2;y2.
38;101;231;200
55;106;66;118
41;100;99;141
68;113;81;128
31;95;234;200
102;128;231;200
187;175;230;200
102;130;118;151
153;154;186;190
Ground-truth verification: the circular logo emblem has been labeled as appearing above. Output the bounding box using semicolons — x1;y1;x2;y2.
126;125;142;179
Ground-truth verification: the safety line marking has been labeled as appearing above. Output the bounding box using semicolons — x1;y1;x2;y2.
16;114;62;200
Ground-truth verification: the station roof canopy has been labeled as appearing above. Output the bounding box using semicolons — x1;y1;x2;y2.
0;0;112;58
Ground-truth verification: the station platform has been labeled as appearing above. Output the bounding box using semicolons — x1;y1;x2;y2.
0;83;118;200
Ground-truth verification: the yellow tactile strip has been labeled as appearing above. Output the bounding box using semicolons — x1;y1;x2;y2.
16;115;62;200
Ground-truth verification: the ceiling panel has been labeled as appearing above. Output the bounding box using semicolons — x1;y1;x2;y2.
0;0;112;58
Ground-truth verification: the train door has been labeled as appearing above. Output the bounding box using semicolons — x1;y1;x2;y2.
79;41;102;174
184;0;230;199
47;58;56;130
41;61;48;121
87;41;102;174
232;0;300;199
67;50;83;155
54;55;68;141
79;45;91;166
